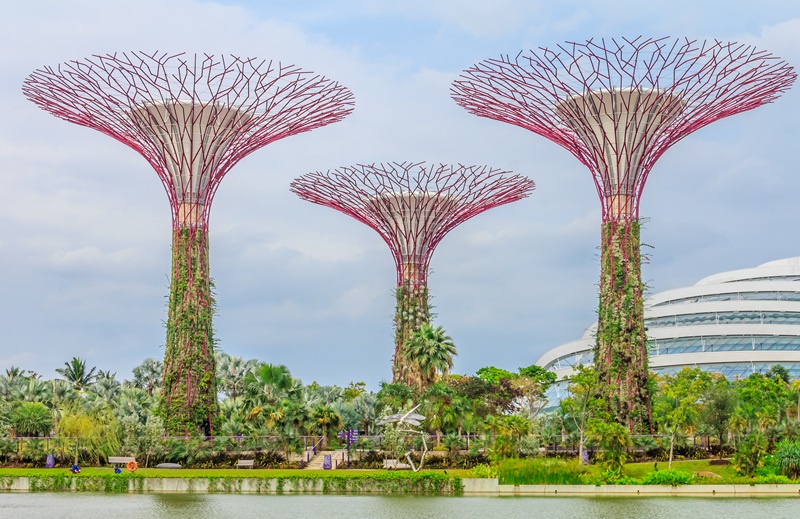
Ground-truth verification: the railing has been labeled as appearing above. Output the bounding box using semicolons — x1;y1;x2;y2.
303;436;325;466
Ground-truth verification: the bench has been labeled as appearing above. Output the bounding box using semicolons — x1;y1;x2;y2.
382;459;411;470
108;456;136;466
236;459;255;469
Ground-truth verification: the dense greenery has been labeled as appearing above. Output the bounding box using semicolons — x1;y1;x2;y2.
393;284;431;386
0;468;463;494
160;228;218;437
595;219;650;432
3;351;800;486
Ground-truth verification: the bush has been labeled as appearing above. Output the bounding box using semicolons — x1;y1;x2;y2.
496;458;587;485
468;464;497;478
641;469;692;486
774;440;800;479
732;433;767;476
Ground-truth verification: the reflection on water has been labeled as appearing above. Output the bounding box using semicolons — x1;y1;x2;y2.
1;493;799;519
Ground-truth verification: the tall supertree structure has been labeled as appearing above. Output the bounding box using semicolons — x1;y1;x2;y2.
23;52;354;434
291;162;534;386
452;37;795;430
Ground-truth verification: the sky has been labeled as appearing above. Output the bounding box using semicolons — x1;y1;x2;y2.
0;0;799;389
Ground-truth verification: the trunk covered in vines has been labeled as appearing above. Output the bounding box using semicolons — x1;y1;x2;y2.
595;219;650;432
393;283;431;387
159;228;218;435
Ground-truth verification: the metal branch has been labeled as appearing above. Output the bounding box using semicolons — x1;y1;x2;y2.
290;162;535;287
23;52;355;230
451;37;796;221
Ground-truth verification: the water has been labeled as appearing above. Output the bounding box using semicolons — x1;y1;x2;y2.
1;494;800;519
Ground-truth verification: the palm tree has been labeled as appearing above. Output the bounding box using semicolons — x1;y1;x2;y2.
131;358;163;397
16;378;51;403
10;402;54;437
55;357;98;391
89;377;122;401
377;382;415;412
311;404;343;446
404;324;456;392
217;353;256;401
244;364;300;408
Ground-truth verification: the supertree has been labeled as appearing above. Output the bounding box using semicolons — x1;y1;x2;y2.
451;37;796;430
290;162;534;386
23;52;354;435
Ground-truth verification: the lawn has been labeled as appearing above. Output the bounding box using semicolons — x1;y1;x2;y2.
0;467;473;479
621;459;738;480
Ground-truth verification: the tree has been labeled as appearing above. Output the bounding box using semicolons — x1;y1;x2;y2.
244;364;299;408
343;381;367;401
767;365;791;385
217;353;256;401
310;404;343;446
732;432;768;476
10;402;53;437
377;382;415;412
476;366;515;385
404;324;456;392
57;405;120;464
485;414;531;460
132;358;163;397
653;368;712;468
700;378;736;458
559;365;601;464
586;418;632;475
55;357;97;391
513;364;557;420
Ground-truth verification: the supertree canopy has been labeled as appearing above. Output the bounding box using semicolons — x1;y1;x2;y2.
291;162;534;386
452;37;796;430
24;52;354;435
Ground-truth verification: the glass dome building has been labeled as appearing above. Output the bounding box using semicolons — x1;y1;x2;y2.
537;258;800;404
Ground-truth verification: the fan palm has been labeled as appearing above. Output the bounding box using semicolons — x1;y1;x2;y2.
132;358;162;396
404;324;456;392
217;353;257;400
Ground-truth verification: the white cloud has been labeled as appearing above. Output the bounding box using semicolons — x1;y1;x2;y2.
0;0;798;387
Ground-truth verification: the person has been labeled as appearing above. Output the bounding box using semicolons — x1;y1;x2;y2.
114;467;122;474
70;464;81;474
654;461;658;471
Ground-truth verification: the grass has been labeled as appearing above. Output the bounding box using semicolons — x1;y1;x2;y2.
621;460;738;480
0;467;472;479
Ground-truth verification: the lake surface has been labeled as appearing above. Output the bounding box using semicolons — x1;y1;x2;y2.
1;493;800;519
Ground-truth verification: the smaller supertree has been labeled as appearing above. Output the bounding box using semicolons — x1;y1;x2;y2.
291;162;534;385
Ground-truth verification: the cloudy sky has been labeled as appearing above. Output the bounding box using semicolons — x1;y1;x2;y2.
0;0;798;388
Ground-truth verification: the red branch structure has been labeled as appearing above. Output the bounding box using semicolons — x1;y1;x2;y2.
291;162;534;385
23;52;354;434
452;37;796;430
452;37;795;222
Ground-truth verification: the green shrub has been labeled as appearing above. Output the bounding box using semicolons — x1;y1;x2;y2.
496;458;587;485
468;464;497;478
641;469;692;486
732;433;767;476
774;440;800;479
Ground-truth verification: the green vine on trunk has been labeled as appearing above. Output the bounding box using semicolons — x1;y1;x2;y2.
594;219;651;432
393;283;431;386
158;227;218;436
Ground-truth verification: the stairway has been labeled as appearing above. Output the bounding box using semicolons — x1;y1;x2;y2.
304;449;346;470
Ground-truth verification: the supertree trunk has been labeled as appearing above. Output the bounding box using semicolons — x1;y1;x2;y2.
595;219;650;432
159;227;218;435
393;282;431;386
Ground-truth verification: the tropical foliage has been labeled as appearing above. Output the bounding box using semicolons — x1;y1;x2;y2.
2;352;800;484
